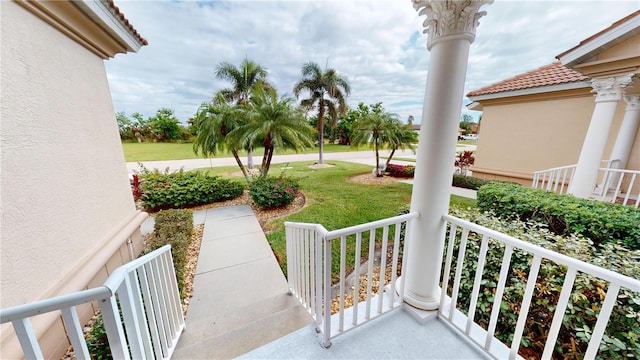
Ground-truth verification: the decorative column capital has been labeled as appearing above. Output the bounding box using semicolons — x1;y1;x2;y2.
412;0;493;50
591;74;635;102
623;94;640;111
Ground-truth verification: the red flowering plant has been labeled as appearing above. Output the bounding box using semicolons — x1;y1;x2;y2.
455;150;475;175
249;174;300;209
385;164;415;178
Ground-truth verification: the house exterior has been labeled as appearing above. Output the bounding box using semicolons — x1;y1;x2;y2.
0;1;146;357
467;11;640;195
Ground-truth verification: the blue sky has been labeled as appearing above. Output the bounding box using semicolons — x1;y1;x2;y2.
105;1;639;124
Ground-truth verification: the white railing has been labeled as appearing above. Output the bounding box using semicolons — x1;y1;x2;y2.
0;245;185;360
441;214;640;360
532;164;576;194
598;168;640;208
285;212;418;348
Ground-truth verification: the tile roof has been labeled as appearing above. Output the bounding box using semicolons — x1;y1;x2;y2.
106;0;148;46
466;62;589;97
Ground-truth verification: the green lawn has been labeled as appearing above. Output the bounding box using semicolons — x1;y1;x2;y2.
197;160;476;275
122;142;366;162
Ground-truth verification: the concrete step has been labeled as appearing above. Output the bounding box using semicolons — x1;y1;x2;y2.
172;301;313;359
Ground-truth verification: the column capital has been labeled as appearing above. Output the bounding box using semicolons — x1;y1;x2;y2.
623;94;640;111
591;74;635;102
412;0;493;50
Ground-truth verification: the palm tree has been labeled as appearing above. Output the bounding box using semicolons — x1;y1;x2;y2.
232;85;314;177
351;110;400;177
192;94;251;184
385;122;418;167
293;61;350;164
215;59;271;169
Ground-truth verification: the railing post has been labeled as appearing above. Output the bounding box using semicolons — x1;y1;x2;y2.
99;296;130;360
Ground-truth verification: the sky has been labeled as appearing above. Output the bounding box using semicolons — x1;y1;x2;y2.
105;1;639;124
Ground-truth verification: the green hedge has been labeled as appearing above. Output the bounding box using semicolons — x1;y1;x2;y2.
145;209;194;298
477;182;640;249
452;174;492;190
249;175;300;209
139;169;244;211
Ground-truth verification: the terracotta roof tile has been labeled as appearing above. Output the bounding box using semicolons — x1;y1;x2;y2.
106;0;148;46
466;62;589;97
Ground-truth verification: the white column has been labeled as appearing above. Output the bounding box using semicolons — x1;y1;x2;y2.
567;75;634;198
403;0;491;310
610;94;640;170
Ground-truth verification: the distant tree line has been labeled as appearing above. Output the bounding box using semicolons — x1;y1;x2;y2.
117;108;195;142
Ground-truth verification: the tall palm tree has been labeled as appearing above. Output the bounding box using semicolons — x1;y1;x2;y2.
192;94;251;184
293;61;350;164
385;122;418;167
232;85;314;177
215;59;271;169
351;110;400;177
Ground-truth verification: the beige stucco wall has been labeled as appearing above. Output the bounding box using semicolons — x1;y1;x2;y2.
471;90;634;184
1;2;144;357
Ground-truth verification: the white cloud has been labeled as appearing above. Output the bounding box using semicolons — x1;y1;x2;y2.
106;0;639;124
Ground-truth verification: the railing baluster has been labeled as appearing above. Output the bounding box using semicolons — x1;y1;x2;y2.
99;296;130;360
302;228;309;313
61;306;91;360
584;283;621;359
449;229;470;320
365;229;376;320
466;235;489;334
139;264;163;359
339;235;347;332
352;232;362;326
622;173;636;206
439;222;457;316
378;225;389;314
485;245;512;351
399;218;412;304
13;318;44;360
315;229;323;333
118;277;146;359
311;228;317;319
509;255;542;360
389;222;402;308
146;259;169;355
542;268;577;359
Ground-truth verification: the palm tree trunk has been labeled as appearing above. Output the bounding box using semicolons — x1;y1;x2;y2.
247;148;254;169
261;147;274;177
375;139;381;177
317;106;325;164
232;150;251;184
386;148;397;167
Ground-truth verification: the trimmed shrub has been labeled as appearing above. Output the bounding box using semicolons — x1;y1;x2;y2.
452;174;491;190
145;209;194;298
138;168;244;211
249;175;300;209
477;182;640;249
448;208;640;359
386;163;415;178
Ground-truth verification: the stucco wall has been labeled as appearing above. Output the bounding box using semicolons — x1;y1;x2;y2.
1;0;139;333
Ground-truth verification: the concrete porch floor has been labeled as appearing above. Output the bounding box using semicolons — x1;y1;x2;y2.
239;308;490;360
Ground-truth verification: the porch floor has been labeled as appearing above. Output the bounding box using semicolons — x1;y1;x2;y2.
239;308;490;359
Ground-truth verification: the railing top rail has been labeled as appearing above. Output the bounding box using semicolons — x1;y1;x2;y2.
599;167;640;174
0;287;110;324
324;212;418;241
443;214;640;292
102;245;171;291
532;164;577;175
1;245;173;324
284;221;328;235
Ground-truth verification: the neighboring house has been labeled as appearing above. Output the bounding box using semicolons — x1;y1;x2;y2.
467;11;640;198
1;1;147;358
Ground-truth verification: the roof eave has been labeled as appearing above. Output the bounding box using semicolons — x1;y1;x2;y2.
468;81;591;102
557;13;640;68
73;0;145;53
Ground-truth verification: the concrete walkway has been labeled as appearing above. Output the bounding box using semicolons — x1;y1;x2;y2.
168;205;313;359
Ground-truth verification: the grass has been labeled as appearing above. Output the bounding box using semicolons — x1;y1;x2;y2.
122;142;367;162
197;160;477;275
